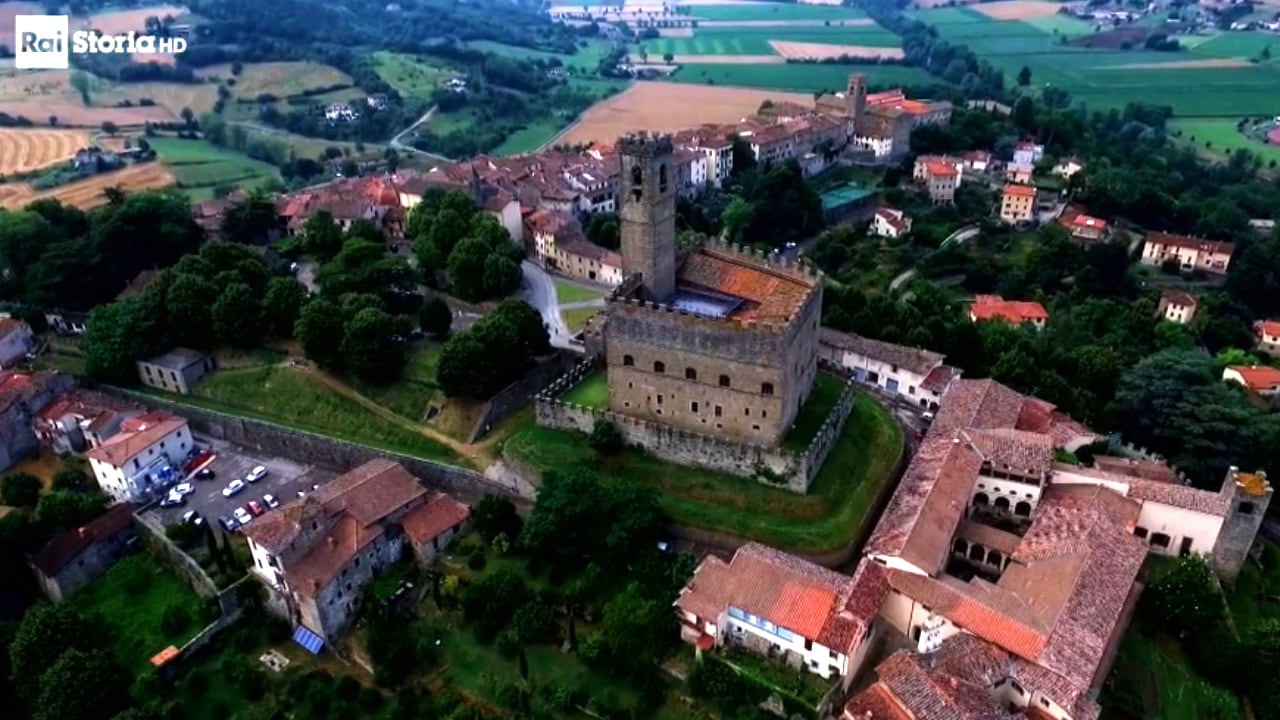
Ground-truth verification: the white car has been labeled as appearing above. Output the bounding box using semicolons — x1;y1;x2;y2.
263;494;280;509
233;507;253;525
246;465;268;483
222;479;246;497
174;482;194;496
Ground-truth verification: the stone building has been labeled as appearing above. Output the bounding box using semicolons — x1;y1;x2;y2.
30;502;138;601
598;133;823;447
136;348;214;395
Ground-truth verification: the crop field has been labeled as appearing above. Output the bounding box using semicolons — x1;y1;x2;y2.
1171;118;1280;165
0;161;176;210
669;62;937;92
372;51;460;99
0;68;179;125
77;4;189;35
683;3;868;22
912;6;1280;117
643;25;902;56
196;61;353;97
554;80;814;147
468;40;615;70
0;128;92;175
149;137;279;191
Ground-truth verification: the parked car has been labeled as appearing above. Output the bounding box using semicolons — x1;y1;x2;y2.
233;507;253;525
921;410;935;423
183;510;203;526
159;491;185;508
173;482;194;496
222;479;246;497
218;515;238;532
263;494;280;509
196;467;216;480
246;500;265;517
246;465;268;483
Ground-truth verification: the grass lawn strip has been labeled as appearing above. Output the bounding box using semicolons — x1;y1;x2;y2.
561;307;601;334
561;369;609;409
782;374;844;451
503;392;902;552
554;279;605;304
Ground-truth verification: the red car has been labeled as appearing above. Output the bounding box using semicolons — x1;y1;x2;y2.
245;500;265;517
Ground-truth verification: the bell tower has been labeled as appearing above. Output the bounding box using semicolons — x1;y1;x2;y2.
847;72;867;124
617;132;676;302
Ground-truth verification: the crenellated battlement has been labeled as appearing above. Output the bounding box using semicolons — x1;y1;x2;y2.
616;132;674;158
700;237;824;286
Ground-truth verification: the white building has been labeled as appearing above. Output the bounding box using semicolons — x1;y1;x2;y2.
0;318;34;368
871;207;912;239
1013;142;1044;166
819;329;959;410
1156;290;1198;325
86;412;191;502
1052;156;1084;179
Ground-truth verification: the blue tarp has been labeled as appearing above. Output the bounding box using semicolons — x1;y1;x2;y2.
292;626;324;654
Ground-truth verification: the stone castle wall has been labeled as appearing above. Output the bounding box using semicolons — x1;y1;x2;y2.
534;359;857;494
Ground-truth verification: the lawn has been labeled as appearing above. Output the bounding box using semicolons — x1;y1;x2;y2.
561;369;609;409
372;51;460;100
145;364;460;464
348;344;445;423
1101;630;1244;720
469;39;615;70
149;137;280;192
1190;31;1280;60
782;374;845;451
670;63;939;93
493;120;566;156
555;280;605;304
685;3;867;22
1171;118;1280;166
503;392;902;552
73;555;218;674
562;307;601;334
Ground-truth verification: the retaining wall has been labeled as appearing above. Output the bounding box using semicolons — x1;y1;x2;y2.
466;350;578;442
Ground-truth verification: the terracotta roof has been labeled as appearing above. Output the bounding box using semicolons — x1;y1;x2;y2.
1092;455;1179;484
288;514;386;591
1226;365;1280;392
401;492;470;544
1054;463;1230;516
842;681;913;720
1002;184;1036;199
964;150;991;162
675;543;858;648
85;414;187;467
970;295;1049;325
819;328;944;376
961;427;1054;477
1258;320;1280;338
875;207;910;233
1159;289;1197;308
1145;231;1234;256
676;247;814;324
868;650;1016;720
926;160;958;178
931;379;1027;437
921;365;959;394
867;89;906;105
31;503;136;575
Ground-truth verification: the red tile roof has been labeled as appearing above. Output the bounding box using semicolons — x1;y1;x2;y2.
1092;455;1179;484
1145;231;1234;257
863;650;1013;720
1159;289;1197;308
401;492;470;544
926;160;958;178
920;365;959;394
1002;183;1036;199
1227;364;1280;392
1054;462;1231;517
677;247;815;324
85;414;187;467
842;681;913;720
31;503;136;575
1258;320;1280;338
969;295;1048;325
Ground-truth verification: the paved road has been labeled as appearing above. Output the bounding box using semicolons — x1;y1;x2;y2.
520;260;576;349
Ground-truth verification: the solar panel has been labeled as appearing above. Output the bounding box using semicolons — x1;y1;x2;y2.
292;626;325;654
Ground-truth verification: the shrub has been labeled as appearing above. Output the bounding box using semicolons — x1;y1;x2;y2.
51;468;87;492
491;532;510;555
1;472;41;507
467;549;487;570
587;419;623;455
160;604;192;636
511;602;558;644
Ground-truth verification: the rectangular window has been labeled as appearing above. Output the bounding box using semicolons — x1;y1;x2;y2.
690;401;699;412
714;406;722;418
744;408;750;417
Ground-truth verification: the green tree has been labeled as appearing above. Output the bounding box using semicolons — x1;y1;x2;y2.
300;211;344;261
482;254;521;298
587;419;622;455
164;273;219;349
34;648;131;720
218;193;280;245
317;238;415;304
9;604;101;700
461;570;530;629
0;209;62;300
720;197;754;244
1017;65;1032;86
429;209;471;258
69;71;91;104
295;298;345;369
511;603;558;644
448;237;493;303
212;282;265;347
471;495;522;543
0;472;40;507
35;491;106;530
82;299;165;383
519;469;662;567
340;307;402;382
418;295;452;339
1141;554;1221;638
595;582;671;672
263;277;306;338
51;466;87;492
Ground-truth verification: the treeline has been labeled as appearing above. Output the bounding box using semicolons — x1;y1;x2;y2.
855;0;1006;97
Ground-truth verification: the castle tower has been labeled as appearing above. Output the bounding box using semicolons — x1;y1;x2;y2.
846;73;867;126
617;133;677;302
1212;467;1273;584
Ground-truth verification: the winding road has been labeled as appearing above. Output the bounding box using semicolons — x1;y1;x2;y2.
389;105;451;162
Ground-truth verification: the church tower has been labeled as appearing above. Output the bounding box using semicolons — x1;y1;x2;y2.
846;73;867;125
617;133;676;302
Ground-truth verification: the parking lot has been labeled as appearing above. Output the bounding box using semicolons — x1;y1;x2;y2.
147;435;337;535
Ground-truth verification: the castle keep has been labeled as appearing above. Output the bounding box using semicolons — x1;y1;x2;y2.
602;133;823;447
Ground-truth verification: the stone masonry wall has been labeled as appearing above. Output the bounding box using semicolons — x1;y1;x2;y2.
467;350;578;442
534;360;858;494
102;387;522;502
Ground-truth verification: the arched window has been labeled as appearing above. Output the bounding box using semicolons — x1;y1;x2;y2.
631;165;643;201
987;550;1003;566
719;374;730;388
1014;501;1032;517
968;545;985;561
761;382;774;396
953;538;968;554
653;361;665;373
623;354;634;367
972;493;990;506
685;367;697;380
993;496;1011;512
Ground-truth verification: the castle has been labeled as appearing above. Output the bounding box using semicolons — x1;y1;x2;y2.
599;133;824;447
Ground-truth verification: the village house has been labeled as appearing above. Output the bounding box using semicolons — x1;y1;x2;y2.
324;103;359;122
963;150;992;173
1005;161;1034;184
1053;155;1085;179
0;371;75;472
136;348;214;395
1256;320;1280;357
29;503;137;601
969;294;1049;330
673;127;735;188
1223;365;1280;399
526;210;623;286
1058;207;1109;242
1156;290;1198;325
0;318;35;368
1140;232;1235;275
912;155;964;185
243;459;470;644
999;183;1037;224
86;411;192;503
35;390;141;455
917;159;959;205
1012;141;1044;165
870;207;912;239
819;329;959;410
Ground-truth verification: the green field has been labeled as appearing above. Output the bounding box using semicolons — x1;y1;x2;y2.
493;120;574;155
1102;631;1244;720
468;39;615;69
503;391;902;552
372;51;460;100
684;3;866;21
149;137;280;192
1170;118;1280;165
670;63;938;93
644;25;902;56
554;279;605;304
1192;31;1280;60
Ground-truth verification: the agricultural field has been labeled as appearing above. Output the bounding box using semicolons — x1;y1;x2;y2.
75;4;190;35
197;61;353;97
642;25;902;58
553;80;814;147
0;128;92;175
682;3;868;22
1170;118;1280;166
0;161;176;210
372;51;460;100
669;62;938;93
148;137;279;194
469;39;616;70
911;2;1280;117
